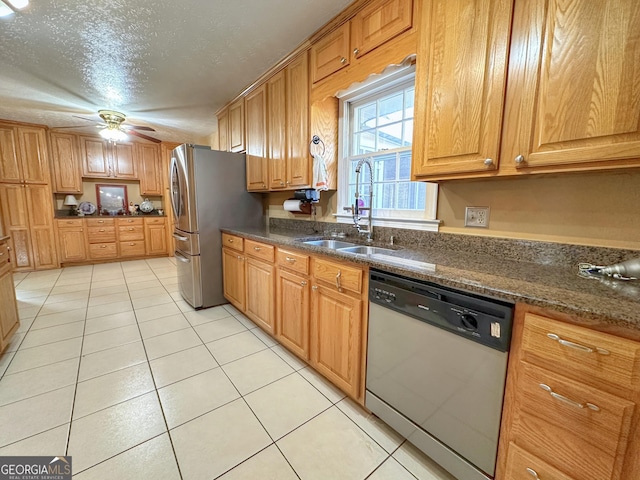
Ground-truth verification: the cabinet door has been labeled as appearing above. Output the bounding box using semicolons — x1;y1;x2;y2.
229;99;246;153
218;108;229;152
112;142;138;179
0;184;33;269
411;0;513;178
310;23;350;83
501;0;640;172
268;70;287;189
310;284;362;397
17;127;50;184
0;126;21;183
58;227;87;263
222;248;246;311
51;132;82;193
351;0;414;59
81;136;110;177
145;224;167;255
246;257;275;334
25;184;58;270
0;268;20;348
276;269;310;360
245;85;268;191
138;143;162;195
286;52;311;188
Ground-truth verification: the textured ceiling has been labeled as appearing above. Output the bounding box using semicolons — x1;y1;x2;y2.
0;0;353;144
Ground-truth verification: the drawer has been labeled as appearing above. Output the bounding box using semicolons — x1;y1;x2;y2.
245;239;275;263
57;219;83;227
86;218;114;227
144;217;165;225
87;226;116;244
116;217;143;226
89;243;117;259
312;257;363;294
522;313;640;389
504;443;576;480
277;248;309;275
120;241;146;257
118;225;144;241
222;233;243;252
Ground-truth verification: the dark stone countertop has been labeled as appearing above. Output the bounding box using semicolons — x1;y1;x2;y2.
55;212;167;219
221;226;640;333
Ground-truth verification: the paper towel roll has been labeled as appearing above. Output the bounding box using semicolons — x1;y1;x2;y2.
283;199;303;212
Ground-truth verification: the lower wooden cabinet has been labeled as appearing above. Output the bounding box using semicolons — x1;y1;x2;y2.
245;257;275;334
504;443;576;480
56;221;87;263
144;217;167;255
222;247;246;311
0;240;20;353
276;268;310;360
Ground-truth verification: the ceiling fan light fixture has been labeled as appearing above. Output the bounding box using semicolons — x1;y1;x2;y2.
0;1;14;16
6;0;28;9
99;127;127;142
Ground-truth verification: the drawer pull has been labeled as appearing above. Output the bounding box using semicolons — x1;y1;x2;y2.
100;245;107;249
546;333;610;355
539;384;600;411
228;238;234;243
0;252;4;256
99;229;105;232
129;243;135;246
128;220;134;223
67;221;74;224
98;220;104;223
285;257;296;263
336;269;342;292
128;228;134;231
525;468;539;479
254;247;261;251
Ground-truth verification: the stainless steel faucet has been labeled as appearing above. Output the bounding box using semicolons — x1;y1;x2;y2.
353;158;374;243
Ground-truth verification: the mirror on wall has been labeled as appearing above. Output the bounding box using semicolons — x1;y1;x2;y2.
96;184;128;215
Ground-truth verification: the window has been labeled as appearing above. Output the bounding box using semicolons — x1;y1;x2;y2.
337;68;439;230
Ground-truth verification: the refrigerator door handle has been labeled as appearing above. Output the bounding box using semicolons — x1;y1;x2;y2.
173;233;188;242
169;156;181;221
175;251;191;263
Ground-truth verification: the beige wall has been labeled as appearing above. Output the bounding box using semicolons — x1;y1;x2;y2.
265;170;640;250
55;179;164;212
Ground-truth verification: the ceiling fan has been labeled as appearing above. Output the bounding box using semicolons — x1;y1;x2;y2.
55;110;161;143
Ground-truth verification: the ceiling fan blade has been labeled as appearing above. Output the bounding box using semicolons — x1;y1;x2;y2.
128;130;161;143
123;125;156;132
72;115;99;123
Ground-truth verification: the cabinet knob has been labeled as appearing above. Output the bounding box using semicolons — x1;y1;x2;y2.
340;57;346;64
237;255;244;261
228;238;233;243
99;220;104;223
100;245;107;249
483;158;494;167
353;48;359;56
515;154;525;165
286;181;290;185
99;229;105;232
280;181;285;186
130;242;135;246
0;252;4;256
312;285;318;292
129;228;134;231
301;281;307;286
254;247;261;251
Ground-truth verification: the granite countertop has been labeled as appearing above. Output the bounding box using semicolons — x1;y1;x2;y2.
55;212;167;218
221;226;640;333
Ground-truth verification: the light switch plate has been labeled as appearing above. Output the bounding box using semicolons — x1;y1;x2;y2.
465;206;490;228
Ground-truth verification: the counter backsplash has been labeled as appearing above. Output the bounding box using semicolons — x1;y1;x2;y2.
268;218;640;269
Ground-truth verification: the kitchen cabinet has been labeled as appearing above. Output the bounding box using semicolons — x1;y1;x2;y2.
111;142;137;179
411;0;513;178
117;217;144;257
85;217;117;261
311;23;351;84
285;52;310;188
50;132;82;194
245;85;268;191
276;263;310;360
56;219;86;263
500;0;640;174
137;143;163;195
229;98;245;153
144;217;167;256
0;123;50;185
245;257;275;334
80;136;138;179
222;246;246;312
0;239;19;354
268;70;287;190
497;307;640;480
0;184;33;269
351;0;413;60
217;108;229;152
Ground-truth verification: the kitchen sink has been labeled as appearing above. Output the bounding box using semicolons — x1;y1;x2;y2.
302;240;358;249
337;246;397;255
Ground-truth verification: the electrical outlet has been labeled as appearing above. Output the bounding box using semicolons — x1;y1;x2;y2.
465;206;490;228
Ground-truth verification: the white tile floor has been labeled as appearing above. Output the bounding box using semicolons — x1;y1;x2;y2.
0;258;455;480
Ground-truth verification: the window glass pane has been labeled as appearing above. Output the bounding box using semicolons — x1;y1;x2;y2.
377;123;403;150
404;87;414;119
356;103;376;132
378;154;397;182
396;182;410;209
378;93;403;126
353;130;376;156
403;120;413;147
398;152;411;180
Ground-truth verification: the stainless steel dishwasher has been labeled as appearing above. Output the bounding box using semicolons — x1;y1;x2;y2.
365;270;514;480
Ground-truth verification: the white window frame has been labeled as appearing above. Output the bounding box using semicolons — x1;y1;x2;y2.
334;64;440;232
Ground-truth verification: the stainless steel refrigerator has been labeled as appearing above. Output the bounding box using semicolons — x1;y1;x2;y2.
169;144;263;308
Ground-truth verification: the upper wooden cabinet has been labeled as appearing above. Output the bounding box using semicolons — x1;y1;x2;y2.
500;0;640;174
268;70;287;190
286;52;311;188
217;108;229;152
228;99;245;153
245;85;268;191
311;23;351;83
137;143;162;196
0;124;50;184
351;0;413;59
411;0;513;178
50;132;82;194
80;136;138;179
